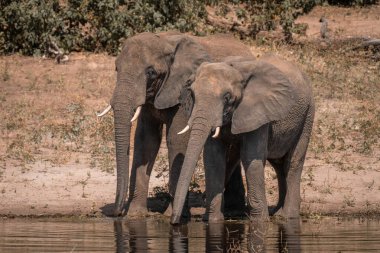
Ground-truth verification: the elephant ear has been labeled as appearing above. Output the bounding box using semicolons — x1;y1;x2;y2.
231;61;297;134
154;35;210;109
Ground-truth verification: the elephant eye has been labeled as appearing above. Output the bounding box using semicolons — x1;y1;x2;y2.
146;66;157;79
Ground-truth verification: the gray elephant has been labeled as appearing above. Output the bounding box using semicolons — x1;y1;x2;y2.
171;54;314;224
97;32;254;217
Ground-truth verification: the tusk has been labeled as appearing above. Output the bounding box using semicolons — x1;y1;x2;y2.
130;106;142;122
212;127;220;138
96;105;112;117
177;125;190;135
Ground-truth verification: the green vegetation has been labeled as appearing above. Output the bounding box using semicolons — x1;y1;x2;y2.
0;0;207;55
2;0;377;56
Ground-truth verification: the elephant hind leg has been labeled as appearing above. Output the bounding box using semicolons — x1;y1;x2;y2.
276;105;314;218
268;138;309;219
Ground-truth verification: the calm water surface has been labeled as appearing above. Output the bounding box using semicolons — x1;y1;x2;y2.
0;217;379;252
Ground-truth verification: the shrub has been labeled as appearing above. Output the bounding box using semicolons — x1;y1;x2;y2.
0;0;206;55
1;0;377;55
0;0;63;55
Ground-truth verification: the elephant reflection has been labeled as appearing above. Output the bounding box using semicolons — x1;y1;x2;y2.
114;219;188;252
113;219;302;252
277;219;301;253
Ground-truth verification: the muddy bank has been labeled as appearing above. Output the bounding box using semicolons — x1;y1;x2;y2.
1;156;379;218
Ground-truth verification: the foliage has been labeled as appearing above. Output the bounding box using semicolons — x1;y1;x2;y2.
1;0;378;55
0;0;206;55
209;0;319;42
0;0;62;55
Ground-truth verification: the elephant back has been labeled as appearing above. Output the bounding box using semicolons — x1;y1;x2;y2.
259;54;313;101
191;34;255;62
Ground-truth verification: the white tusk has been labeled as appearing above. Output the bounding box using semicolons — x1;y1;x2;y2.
212;127;220;138
96;105;112;117
177;125;190;135
130;106;142;122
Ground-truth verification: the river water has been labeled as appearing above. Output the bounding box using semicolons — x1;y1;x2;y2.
0;217;379;252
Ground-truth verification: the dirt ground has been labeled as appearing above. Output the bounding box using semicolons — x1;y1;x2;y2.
0;4;379;218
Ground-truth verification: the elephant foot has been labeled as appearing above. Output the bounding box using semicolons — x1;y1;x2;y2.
273;207;300;220
126;204;148;218
164;204;191;220
248;208;270;222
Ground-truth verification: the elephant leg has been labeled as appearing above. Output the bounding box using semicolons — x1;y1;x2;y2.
268;158;288;216
203;136;227;222
165;106;190;218
127;107;162;217
223;145;246;218
279;108;314;219
241;125;269;220
280;146;307;218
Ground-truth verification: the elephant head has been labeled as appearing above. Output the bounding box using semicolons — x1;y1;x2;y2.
106;32;210;216
171;58;297;224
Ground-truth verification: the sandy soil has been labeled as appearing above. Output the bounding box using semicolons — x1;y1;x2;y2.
0;4;379;218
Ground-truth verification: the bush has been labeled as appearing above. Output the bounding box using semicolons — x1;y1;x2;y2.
0;0;63;55
207;0;318;42
1;0;377;56
0;0;206;55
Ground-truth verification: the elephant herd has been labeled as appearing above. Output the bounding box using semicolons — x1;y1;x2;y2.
97;31;314;225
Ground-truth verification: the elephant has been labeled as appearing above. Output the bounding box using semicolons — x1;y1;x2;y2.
97;31;255;217
171;54;314;224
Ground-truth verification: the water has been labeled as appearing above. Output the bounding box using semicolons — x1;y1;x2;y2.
0;217;379;252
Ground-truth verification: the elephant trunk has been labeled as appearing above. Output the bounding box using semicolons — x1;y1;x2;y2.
113;105;133;216
171;117;211;224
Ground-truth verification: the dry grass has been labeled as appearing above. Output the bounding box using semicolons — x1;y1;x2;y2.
0;54;115;172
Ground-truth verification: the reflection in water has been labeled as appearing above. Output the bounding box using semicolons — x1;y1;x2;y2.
248;219;267;253
277;218;301;253
1;217;380;252
169;223;188;252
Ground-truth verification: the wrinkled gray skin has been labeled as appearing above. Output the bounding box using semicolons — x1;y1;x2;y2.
109;32;254;217
171;54;314;224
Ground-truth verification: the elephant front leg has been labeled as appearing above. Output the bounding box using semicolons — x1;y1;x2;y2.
127;107;162;217
241;126;270;221
223;145;246;218
203;137;227;223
